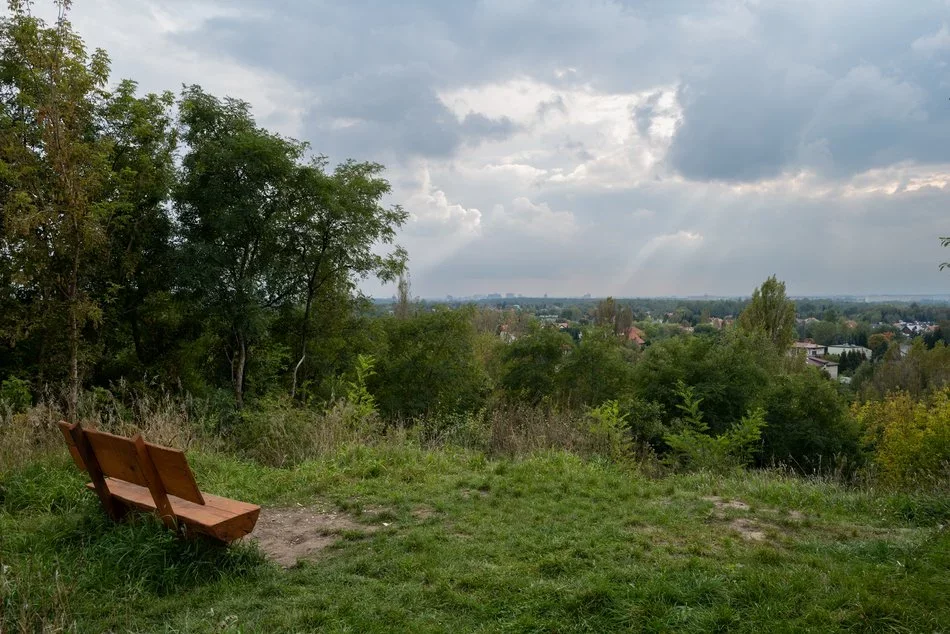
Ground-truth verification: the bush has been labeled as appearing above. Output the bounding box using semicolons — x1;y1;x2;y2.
372;308;489;419
0;376;31;414
664;382;767;472
586;400;632;463
853;388;950;488
500;327;572;404
760;370;862;473
633;331;776;434
557;328;636;407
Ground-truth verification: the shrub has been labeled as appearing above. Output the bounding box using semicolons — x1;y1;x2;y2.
664;382;767;472
0;376;32;414
760;370;862;473
500;326;572;404
372;308;489;419
345;354;378;422
633;331;776;434
557;328;636;407
853;388;950;488
587;400;632;463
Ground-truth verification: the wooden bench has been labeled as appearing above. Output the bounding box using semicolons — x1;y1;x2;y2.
59;422;260;543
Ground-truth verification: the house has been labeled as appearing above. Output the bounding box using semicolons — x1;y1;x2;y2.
805;356;839;380
625;326;646;345
790;341;827;357
827;343;872;359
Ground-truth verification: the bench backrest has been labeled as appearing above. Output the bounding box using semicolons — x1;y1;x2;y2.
59;423;204;505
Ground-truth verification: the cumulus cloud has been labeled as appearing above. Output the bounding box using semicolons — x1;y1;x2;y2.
912;24;950;55
404;167;481;236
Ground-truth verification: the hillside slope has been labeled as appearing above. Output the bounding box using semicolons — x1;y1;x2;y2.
2;447;948;632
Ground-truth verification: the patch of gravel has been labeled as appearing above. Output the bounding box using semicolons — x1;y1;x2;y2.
248;507;378;568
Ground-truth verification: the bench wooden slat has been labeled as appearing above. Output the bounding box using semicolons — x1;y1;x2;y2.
145;442;205;505
84;429;148;487
87;479;260;542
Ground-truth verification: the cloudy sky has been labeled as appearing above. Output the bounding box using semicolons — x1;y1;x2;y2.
26;0;950;297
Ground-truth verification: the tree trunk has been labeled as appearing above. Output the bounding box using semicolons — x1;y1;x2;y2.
233;333;246;409
290;276;317;399
129;303;144;364
67;249;80;423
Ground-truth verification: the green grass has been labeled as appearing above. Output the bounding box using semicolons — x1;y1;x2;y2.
2;446;948;633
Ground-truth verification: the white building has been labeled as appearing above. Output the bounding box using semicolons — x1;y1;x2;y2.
827;343;872;359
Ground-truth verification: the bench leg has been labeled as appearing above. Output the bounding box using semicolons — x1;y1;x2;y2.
65;423;124;521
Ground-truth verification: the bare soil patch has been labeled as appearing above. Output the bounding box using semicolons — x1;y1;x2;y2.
412;505;437;520
702;496;750;511
729;518;767;541
248;506;378;567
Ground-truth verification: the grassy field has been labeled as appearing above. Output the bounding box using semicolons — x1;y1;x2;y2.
2;446;948;633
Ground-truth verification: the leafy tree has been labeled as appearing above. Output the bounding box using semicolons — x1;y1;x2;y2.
737;275;796;351
594;297;617;329
94;81;178;381
760;370;862;473
557;328;636;407
0;2;114;420
633;330;776;434
283;159;407;397
940;236;949;270
175;86;303;407
393;272;413;320
500;326;572;404
372;308;487;419
868;333;892;362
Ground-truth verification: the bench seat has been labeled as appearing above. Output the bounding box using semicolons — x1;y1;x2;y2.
88;478;260;542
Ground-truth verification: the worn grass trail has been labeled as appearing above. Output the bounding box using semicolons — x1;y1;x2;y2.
2;446;948;632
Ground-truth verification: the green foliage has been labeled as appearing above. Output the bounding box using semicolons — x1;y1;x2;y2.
500;326;571;404
854;339;950;400
0;3;119;418
854;388;950;488
0;376;30;413
633;330;776;434
664;382;767;472
557;328;636;407
586;400;632;463
372;308;488;420
620;397;668;447
760;371;862;473
737;275;796;351
345;354;378;421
